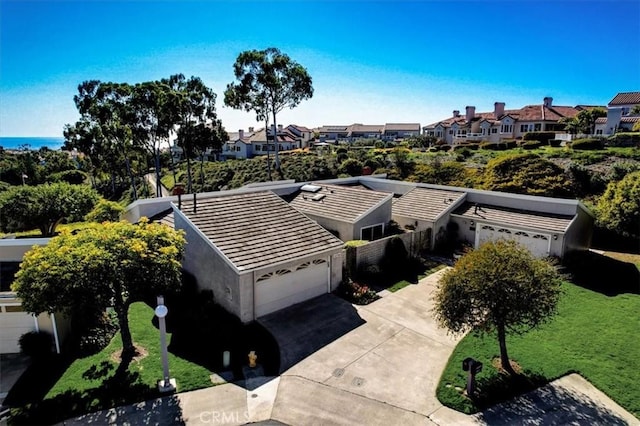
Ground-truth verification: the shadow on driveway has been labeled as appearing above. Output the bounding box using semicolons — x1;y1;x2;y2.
258;294;365;373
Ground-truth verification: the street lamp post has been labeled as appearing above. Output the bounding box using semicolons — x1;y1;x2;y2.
155;295;176;392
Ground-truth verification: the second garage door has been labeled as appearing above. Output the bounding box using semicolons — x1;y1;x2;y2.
476;224;551;258
254;258;328;318
0;305;36;354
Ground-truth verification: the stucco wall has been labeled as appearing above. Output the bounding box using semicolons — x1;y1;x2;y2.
173;211;242;320
0;238;50;262
353;197;393;240
563;205;594;255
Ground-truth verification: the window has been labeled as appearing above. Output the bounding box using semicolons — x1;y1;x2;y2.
501;124;513;133
449;130;453;135
4;305;24;313
255;144;261;151
235;146;240;152
492;128;498;134
520;124;529;133
596;129;603;135
361;223;384;241
534;123;542;131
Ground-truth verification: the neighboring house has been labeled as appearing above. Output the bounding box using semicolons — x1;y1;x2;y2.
423;97;585;145
286;124;314;149
383;123;421;140
123;175;593;322
250;126;299;155
222;129;255;160
171;191;343;322
594;91;640;136
317;123;421;142
0;238;70;354
287;183;393;241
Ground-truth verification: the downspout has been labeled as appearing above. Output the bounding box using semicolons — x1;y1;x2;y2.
252;270;257;321
50;313;61;354
327;255;332;293
33;314;40;332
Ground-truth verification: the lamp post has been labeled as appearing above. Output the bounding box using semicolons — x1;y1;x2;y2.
155;295;176;392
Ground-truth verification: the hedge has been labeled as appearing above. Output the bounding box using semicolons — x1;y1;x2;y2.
572;138;605;150
606;132;640;147
479;140;517;150
519;140;543;149
522;132;556;144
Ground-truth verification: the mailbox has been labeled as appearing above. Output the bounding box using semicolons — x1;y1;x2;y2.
462;357;474;371
473;361;483;374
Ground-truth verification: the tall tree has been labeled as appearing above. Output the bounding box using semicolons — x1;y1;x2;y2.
224;47;313;170
560;108;607;135
13;220;185;358
434;240;562;374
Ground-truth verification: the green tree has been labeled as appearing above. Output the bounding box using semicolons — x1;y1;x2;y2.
13;220;185;358
0;182;99;236
560;108;606;135
85;198;125;222
338;158;363;176
482;153;571;197
224;47;313;170
434;240;562;374
596;170;640;238
631;105;640;115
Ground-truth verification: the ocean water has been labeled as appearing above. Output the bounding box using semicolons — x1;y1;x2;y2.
0;137;65;150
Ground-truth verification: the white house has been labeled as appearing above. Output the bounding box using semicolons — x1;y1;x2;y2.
594;91;640;136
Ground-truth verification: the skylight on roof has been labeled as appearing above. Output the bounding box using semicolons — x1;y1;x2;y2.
311;193;326;201
301;184;322;193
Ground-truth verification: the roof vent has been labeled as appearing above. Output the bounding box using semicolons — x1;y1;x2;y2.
301;184;322;193
311;193;326;202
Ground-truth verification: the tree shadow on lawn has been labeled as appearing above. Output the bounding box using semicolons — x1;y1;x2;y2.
358;256;433;292
563;251;640;296
476;375;629;425
7;353;163;425
162;281;280;382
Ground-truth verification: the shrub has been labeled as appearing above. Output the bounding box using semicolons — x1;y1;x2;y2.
338;158;364;176
77;310;119;356
549;139;563;147
519;140;543;150
522;132;556;144
607;132;640;147
344;240;368;248
336;279;380;305
19;331;53;358
47;170;88;185
572;138;605;150
85;199;125;223
335;147;348;155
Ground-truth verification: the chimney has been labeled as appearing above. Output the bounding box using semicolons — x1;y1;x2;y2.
248;126;254;133
278;124;283;131
238;129;244;139
494;102;505;118
543;97;553;107
465;106;476;122
453;110;460;118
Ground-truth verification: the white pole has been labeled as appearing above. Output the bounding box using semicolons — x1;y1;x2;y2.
155;296;172;390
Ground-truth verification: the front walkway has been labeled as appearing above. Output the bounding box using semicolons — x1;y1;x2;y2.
59;269;638;425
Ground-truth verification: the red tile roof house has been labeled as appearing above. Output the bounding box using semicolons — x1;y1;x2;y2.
594;91;640;136
423;97;588;145
123;175;593;323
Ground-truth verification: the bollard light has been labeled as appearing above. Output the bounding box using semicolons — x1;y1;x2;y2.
156;296;176;392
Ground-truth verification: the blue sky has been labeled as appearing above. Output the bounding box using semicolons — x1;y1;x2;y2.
1;0;639;137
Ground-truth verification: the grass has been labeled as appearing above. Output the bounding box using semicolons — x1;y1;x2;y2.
386;263;447;292
0;221;98;239
436;281;640;419
602;250;640;269
7;294;279;425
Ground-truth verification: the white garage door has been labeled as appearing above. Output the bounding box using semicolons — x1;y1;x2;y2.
255;258;328;318
476;225;550;258
0;306;36;354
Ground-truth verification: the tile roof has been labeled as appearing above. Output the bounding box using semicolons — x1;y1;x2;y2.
621;115;640;123
384;123;421;132
249;128;296;143
424;104;580;127
392;188;466;221
349;124;384;133
608;92;640;106
288;124;311;132
288;184;392;223
595;117;607;124
178;191;343;271
452;202;574;233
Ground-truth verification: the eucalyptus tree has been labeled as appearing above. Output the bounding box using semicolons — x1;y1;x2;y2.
73;81;140;200
173;76;225;193
224;47;313;170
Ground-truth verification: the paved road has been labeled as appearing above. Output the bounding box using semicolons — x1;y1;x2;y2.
58;269;638;425
145;172;171;197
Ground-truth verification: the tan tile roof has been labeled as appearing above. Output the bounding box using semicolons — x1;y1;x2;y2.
349;124;384;133
384;123;421;132
249;128;296;143
425;104;580;127
289;184;391;223
595;117;607;124
608;92;640;106
621;115;640;123
179;191;343;271
288;124;311;132
452;202;574;233
393;188;466;221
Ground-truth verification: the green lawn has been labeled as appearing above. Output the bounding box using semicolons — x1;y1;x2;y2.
10;302;214;424
0;221;98;239
436;281;640;419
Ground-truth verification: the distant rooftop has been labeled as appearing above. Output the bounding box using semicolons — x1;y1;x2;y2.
608;92;640;106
